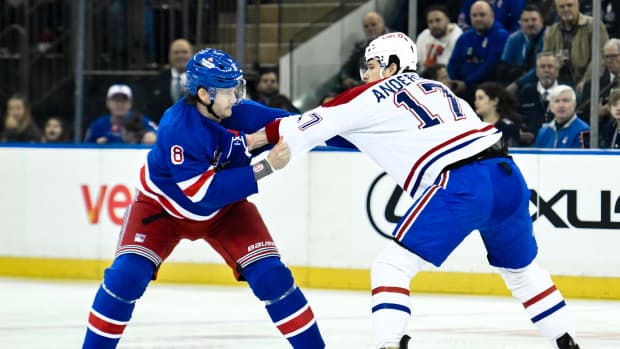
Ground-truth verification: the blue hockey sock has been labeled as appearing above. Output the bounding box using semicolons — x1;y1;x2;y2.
244;257;325;349
82;254;154;349
267;286;324;349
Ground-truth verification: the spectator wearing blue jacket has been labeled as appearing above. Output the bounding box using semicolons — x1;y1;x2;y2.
457;0;525;33
499;4;546;94
84;84;158;144
534;85;589;148
448;1;509;103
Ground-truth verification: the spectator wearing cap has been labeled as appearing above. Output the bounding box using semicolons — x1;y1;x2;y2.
84;84;157;144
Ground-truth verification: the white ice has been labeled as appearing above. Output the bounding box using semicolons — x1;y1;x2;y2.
0;277;618;348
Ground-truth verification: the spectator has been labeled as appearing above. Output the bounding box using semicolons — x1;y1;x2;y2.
337;11;389;90
529;0;559;26
599;88;620;148
253;67;298;112
145;38;193;122
603;0;619;39
448;1;510;103
499;5;547;94
84;84;157;144
543;0;609;94
0;94;41;143
534;84;589;148
420;63;459;93
581;0;619;39
416;4;462;72
120;114;156;144
474;82;522;147
578;38;620;125
457;0;526;32
41;115;71;143
518;52;569;146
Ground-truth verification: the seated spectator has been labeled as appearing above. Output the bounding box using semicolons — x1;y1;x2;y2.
420;63;458;92
518;51;571;146
252;67;298;112
578;38;620;125
121;113;156;144
534;84;589;148
84;84;157;144
0;94;41;143
543;0;609;94
599;88;620;148
416;5;462;73
448;1;510;103
498;4;546;94
337;11;389;90
474;82;522;147
457;0;525;33
41;115;71;143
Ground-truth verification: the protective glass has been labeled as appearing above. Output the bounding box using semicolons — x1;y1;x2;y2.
359;56;370;80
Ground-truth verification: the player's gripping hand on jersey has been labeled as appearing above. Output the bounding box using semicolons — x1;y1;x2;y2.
266;137;290;170
253;137;289;180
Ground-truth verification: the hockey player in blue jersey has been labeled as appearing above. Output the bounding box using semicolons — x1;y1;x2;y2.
82;48;325;348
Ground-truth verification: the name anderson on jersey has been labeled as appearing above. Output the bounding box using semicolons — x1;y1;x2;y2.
371;73;419;103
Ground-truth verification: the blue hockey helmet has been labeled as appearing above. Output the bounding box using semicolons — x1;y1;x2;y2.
185;48;245;101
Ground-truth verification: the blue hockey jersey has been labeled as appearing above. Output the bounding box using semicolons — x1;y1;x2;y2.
137;98;290;221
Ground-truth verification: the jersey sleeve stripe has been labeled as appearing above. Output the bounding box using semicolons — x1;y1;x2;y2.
138;164;220;221
178;169;215;202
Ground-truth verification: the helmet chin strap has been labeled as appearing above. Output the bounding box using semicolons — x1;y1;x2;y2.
197;95;221;120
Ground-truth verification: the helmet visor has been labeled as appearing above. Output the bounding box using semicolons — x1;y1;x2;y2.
359;56;369;80
215;78;246;105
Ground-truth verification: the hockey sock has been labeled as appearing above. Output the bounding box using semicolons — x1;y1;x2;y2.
371;241;426;348
244;257;324;349
83;254;154;349
498;261;576;347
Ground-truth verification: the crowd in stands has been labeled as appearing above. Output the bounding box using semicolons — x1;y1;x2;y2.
1;0;619;149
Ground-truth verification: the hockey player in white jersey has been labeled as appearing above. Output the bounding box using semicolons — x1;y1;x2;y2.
247;32;580;349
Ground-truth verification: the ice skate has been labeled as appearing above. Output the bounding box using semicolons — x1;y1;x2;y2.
556;333;580;349
379;334;410;349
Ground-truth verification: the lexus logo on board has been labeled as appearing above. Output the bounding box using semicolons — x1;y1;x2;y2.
366;172;620;237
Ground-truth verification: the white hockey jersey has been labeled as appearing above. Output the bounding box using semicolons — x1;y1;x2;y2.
274;73;502;201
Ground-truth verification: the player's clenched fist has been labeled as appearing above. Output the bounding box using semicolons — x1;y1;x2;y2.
267;137;290;170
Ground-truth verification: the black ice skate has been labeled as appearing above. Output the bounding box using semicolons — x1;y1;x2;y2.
398;334;411;348
556;333;580;349
379;334;410;349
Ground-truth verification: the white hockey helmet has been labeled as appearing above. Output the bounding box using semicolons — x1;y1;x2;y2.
363;32;418;75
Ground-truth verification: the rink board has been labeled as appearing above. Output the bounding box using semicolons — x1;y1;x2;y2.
0;145;619;299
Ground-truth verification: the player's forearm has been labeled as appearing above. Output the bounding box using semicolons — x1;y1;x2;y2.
246;129;269;151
